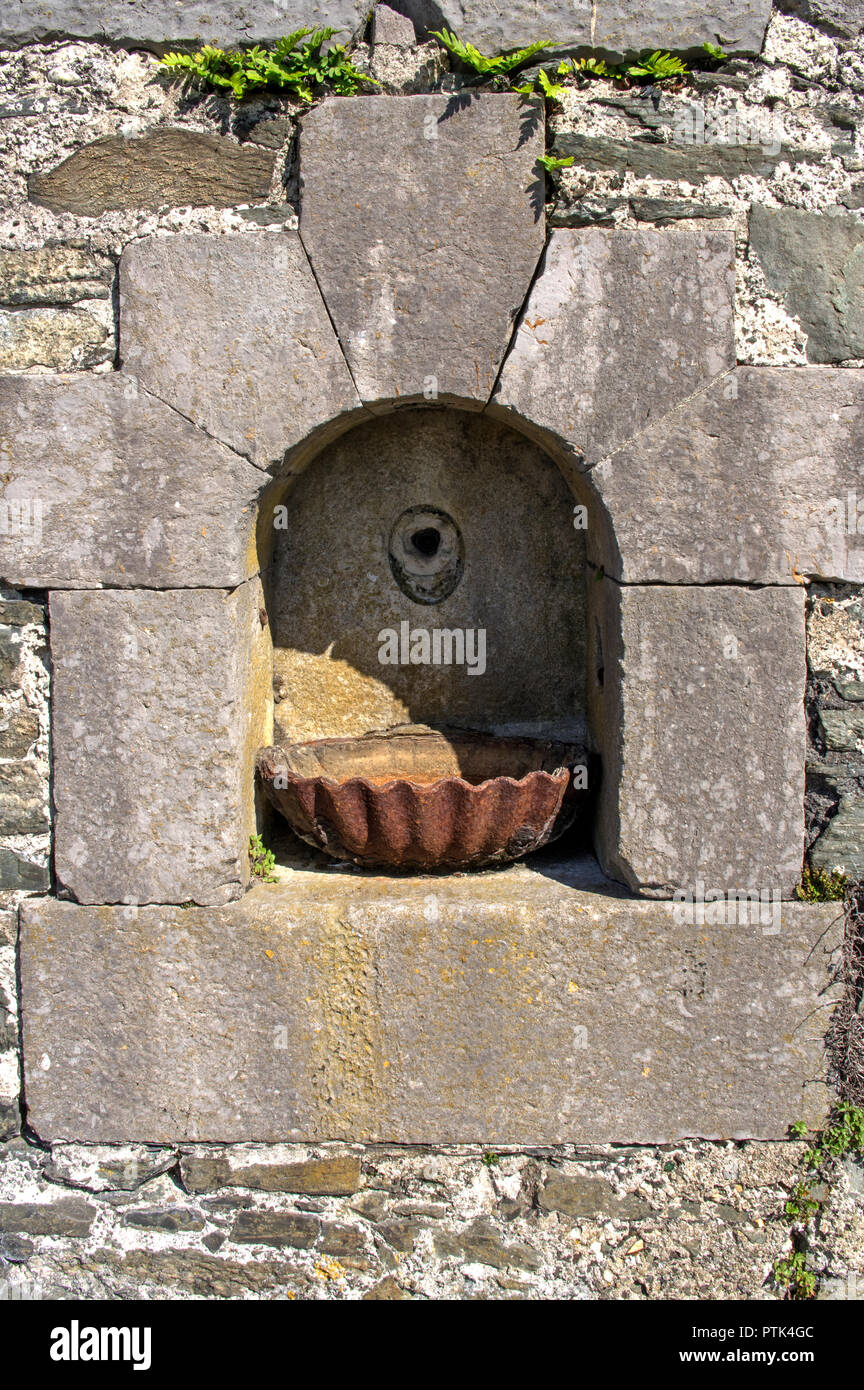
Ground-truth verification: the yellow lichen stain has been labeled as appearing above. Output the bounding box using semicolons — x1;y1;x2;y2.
264;949;274;959
642;1066;651;1077
567;981;579;994
313;1257;345;1281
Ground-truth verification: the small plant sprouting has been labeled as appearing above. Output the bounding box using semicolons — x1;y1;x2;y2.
482;1150;500;1167
572;55;614;80
249;833;279;882
701;41;729;65
784;1181;820;1221
795;866;847;902
774;1105;864;1297
624;49;689;81
774;1250;818;1301
537;153;575;174
430;28;552;77
159;28;378;102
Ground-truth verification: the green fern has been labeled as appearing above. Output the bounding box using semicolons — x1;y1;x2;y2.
537;153;574;173
624;50;689;82
571;55;617;80
160;28;378;102
701;41;729;64
430;27;552;76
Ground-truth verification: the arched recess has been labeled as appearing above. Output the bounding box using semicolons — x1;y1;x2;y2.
252;395;620;869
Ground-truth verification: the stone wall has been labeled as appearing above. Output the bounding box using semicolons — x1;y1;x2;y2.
1;0;863;1300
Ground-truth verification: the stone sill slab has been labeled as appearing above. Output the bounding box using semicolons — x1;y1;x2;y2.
20;861;843;1145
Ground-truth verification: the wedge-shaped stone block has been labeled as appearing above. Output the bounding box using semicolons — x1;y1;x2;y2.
29;129;275;215
120;231;362;470
299;94;545;407
51;582;272;907
0;0;367;48
19;875;839;1142
0;375;262;589
589;368;864;583
493;229;734;463
588;582;806;895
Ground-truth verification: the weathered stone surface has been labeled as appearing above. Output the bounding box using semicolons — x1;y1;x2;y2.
433;1218;540;1269
363;1275;410;1299
553;131;815;183
589;368;864;583
819;708;864;749
122;1207;205;1232
0;374;263;589
299;94;545;407
0;909;15;947
750;205;864;364
0;0;771;54
0;629;23;686
372;3;416;44
44;1143;177;1192
629;197;729;224
270;408;586;742
778;0;864;39
231;1210;320;1249
539;1172;653;1221
181;1153;361;1194
0;246;111;307
0;848;48;893
0;1198;95;1236
0;708;38;759
809;797;864;878
593;0;772;54
0;306;109;370
402;0;769;55
50;581;272;906
0;1102;17;1140
0;601;43;628
100;1247;304;1297
0;762;48;835
19;878;840;1143
120;231;361;471
589;583;807;895
0;0;368;48
29;129;275;216
493;229;734;462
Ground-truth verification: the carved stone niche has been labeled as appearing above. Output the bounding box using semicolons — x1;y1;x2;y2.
265;407;587;746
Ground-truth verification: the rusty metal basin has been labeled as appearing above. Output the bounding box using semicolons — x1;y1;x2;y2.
256;725;591;871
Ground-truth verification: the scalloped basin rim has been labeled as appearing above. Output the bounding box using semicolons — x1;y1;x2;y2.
254;727;590;871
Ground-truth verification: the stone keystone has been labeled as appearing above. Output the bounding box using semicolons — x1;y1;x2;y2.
493;228;735;463
50;580;272;907
299;94;545;408
588;367;864;584
120;231;363;471
0;374;263;590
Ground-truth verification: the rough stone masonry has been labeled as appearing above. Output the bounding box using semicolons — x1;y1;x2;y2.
0;0;863;1300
